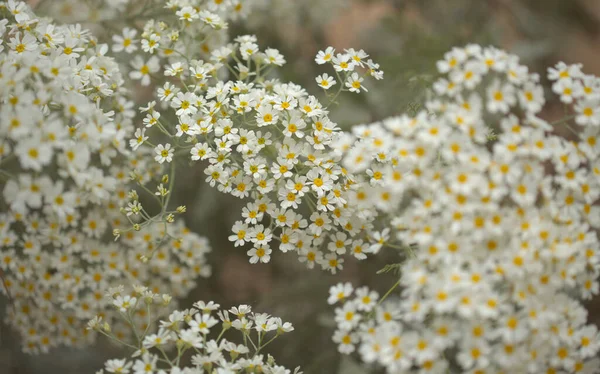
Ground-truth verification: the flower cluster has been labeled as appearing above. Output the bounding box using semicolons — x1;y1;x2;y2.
91;285;299;374
184;43;383;272
124;0;386;274
37;0;255;31
108;0;258;89
0;1;211;353
330;45;600;372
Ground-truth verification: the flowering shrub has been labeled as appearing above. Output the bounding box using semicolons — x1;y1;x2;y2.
115;0;386;274
0;1;211;353
90;285;299;374
329;45;600;373
1;1;600;374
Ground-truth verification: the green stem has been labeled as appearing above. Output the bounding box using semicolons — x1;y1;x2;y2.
255;334;278;355
378;279;400;307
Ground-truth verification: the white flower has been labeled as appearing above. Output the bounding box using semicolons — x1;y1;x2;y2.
199;10;223;28
141;33;160;53
354;287;378;312
190;142;214;161
315;46;335;65
332;53;354;72
316;73;336;89
333;329;357;354
487;79;516;113
518;82;545;113
142;330;172;349
132;354;157;374
346;73;366;93
105;358;132;374
129;128;148;150
321;253;343;274
264;48;285;66
552;78;580;104
154;143;174;164
229;221;249;247
112;27;138;53
282;115;307;138
113;295;137;313
189;313;218;334
437;47;467;73
334;302;360;330
171;92;198;116
247;245;272;264
7;0;30;23
328;282;354;305
177;6;199;22
575;99;600;126
15;137;52;171
129;56;159;86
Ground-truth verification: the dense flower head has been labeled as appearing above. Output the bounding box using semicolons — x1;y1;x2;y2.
0;2;211;353
125;0;386;274
93;286;299;374
330;45;600;373
99;0;262;91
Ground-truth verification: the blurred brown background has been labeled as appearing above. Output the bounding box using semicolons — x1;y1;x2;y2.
3;0;600;373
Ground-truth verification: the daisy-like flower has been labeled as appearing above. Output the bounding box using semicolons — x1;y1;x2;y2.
104;358;132;374
247;245;272;264
176;6;200;22
282;115;307;138
321;253;344;274
200;10;223;28
171;92;199;116
249;224;272;246
518;82;545;113
575;99;600;126
487;79;516;113
332;53;355;72
189;313;218;334
315;46;335;65
129;55;159;86
552;78;580;104
113;295;136;313
141;33;160;53
142;330;172;349
129;128;148;151
193;301;220;313
328;282;354;305
346;73;367;93
263;48;286;66
229;221;249;247
112;27;138;53
333;329;358;354
154;143;174;164
256;105;278;127
316;73;336;89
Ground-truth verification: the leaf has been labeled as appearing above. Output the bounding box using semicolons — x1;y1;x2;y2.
376;263;402;275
